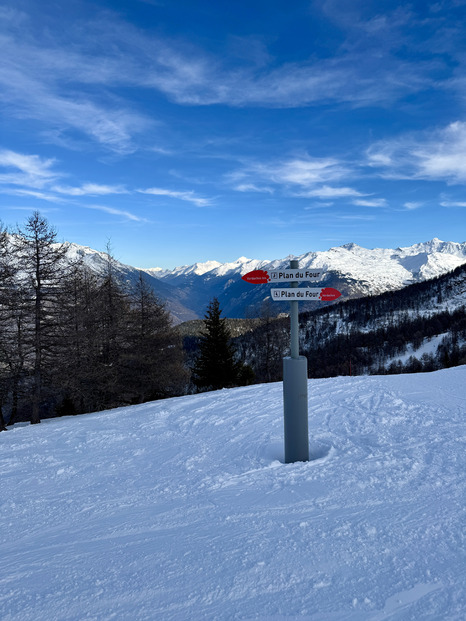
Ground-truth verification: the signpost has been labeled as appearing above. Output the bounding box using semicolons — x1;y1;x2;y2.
242;261;342;463
271;287;341;302
242;269;323;284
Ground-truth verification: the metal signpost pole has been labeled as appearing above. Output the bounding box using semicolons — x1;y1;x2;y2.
283;259;309;463
241;264;340;464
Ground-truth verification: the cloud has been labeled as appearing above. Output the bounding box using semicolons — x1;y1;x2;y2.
440;200;466;208
234;183;274;194
296;186;364;198
85;204;146;222
404;201;423;210
53;184;128;196
0;0;445;136
304;202;334;209
367;121;466;183
0;16;151;153
273;157;350;186
0;149;61;187
138;187;212;207
230;156;362;198
3;189;63;202
337;214;376;221
352;198;388;207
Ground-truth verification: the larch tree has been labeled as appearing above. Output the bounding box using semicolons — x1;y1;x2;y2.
13;212;68;424
121;272;188;403
53;261;102;416
0;223;15;430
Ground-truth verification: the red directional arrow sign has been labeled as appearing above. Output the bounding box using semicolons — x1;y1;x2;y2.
319;287;341;301
241;269;270;284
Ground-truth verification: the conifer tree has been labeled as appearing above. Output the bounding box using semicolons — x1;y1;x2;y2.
192;297;249;391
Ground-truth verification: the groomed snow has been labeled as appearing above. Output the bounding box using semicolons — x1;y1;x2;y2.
1;368;465;620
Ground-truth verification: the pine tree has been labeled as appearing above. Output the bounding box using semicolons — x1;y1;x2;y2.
192;298;245;391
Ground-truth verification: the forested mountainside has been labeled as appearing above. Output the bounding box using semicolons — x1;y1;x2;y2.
231;261;466;381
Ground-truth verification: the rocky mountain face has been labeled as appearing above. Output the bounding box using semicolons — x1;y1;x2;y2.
66;238;466;321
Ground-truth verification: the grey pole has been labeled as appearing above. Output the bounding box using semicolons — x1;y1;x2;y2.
283;259;309;463
290;260;299;360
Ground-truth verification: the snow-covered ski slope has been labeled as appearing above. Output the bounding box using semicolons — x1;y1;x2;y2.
1;368;465;620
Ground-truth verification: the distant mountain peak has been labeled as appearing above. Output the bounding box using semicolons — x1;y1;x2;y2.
340;242;361;251
61;238;466;320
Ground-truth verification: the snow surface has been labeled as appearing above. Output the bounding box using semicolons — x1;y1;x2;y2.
1;368;465;620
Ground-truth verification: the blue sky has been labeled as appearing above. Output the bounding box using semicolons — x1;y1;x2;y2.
1;0;466;268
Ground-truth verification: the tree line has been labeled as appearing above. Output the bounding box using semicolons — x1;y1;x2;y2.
0;212;187;428
2;211;465;429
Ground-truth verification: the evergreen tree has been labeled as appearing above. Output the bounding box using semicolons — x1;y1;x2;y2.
192;298;248;391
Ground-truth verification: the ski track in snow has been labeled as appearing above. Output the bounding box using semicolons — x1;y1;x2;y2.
1;368;465;620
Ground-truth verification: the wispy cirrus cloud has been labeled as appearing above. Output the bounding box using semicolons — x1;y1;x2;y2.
352;198;388;207
0;148;146;222
404;201;423;210
84;204;147;222
0;149;61;187
0;0;449;144
138;187;212;207
0;149;214;217
53;184;129;196
272;157;350;186
296;186;364;199
440;200;466;208
234;183;274;194
367;121;466;183
229;156;364;199
0;11;151;154
4;188;64;202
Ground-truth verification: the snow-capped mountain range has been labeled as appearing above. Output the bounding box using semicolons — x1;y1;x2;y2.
67;238;466;322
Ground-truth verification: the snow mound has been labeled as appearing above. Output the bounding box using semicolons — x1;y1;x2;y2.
1;368;465;620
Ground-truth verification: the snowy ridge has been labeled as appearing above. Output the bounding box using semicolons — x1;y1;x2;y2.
60;242;199;324
154;256;268;279
55;238;466;319
1;367;465;619
149;238;466;291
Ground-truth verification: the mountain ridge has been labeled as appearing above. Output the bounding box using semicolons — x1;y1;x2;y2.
62;238;466;320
